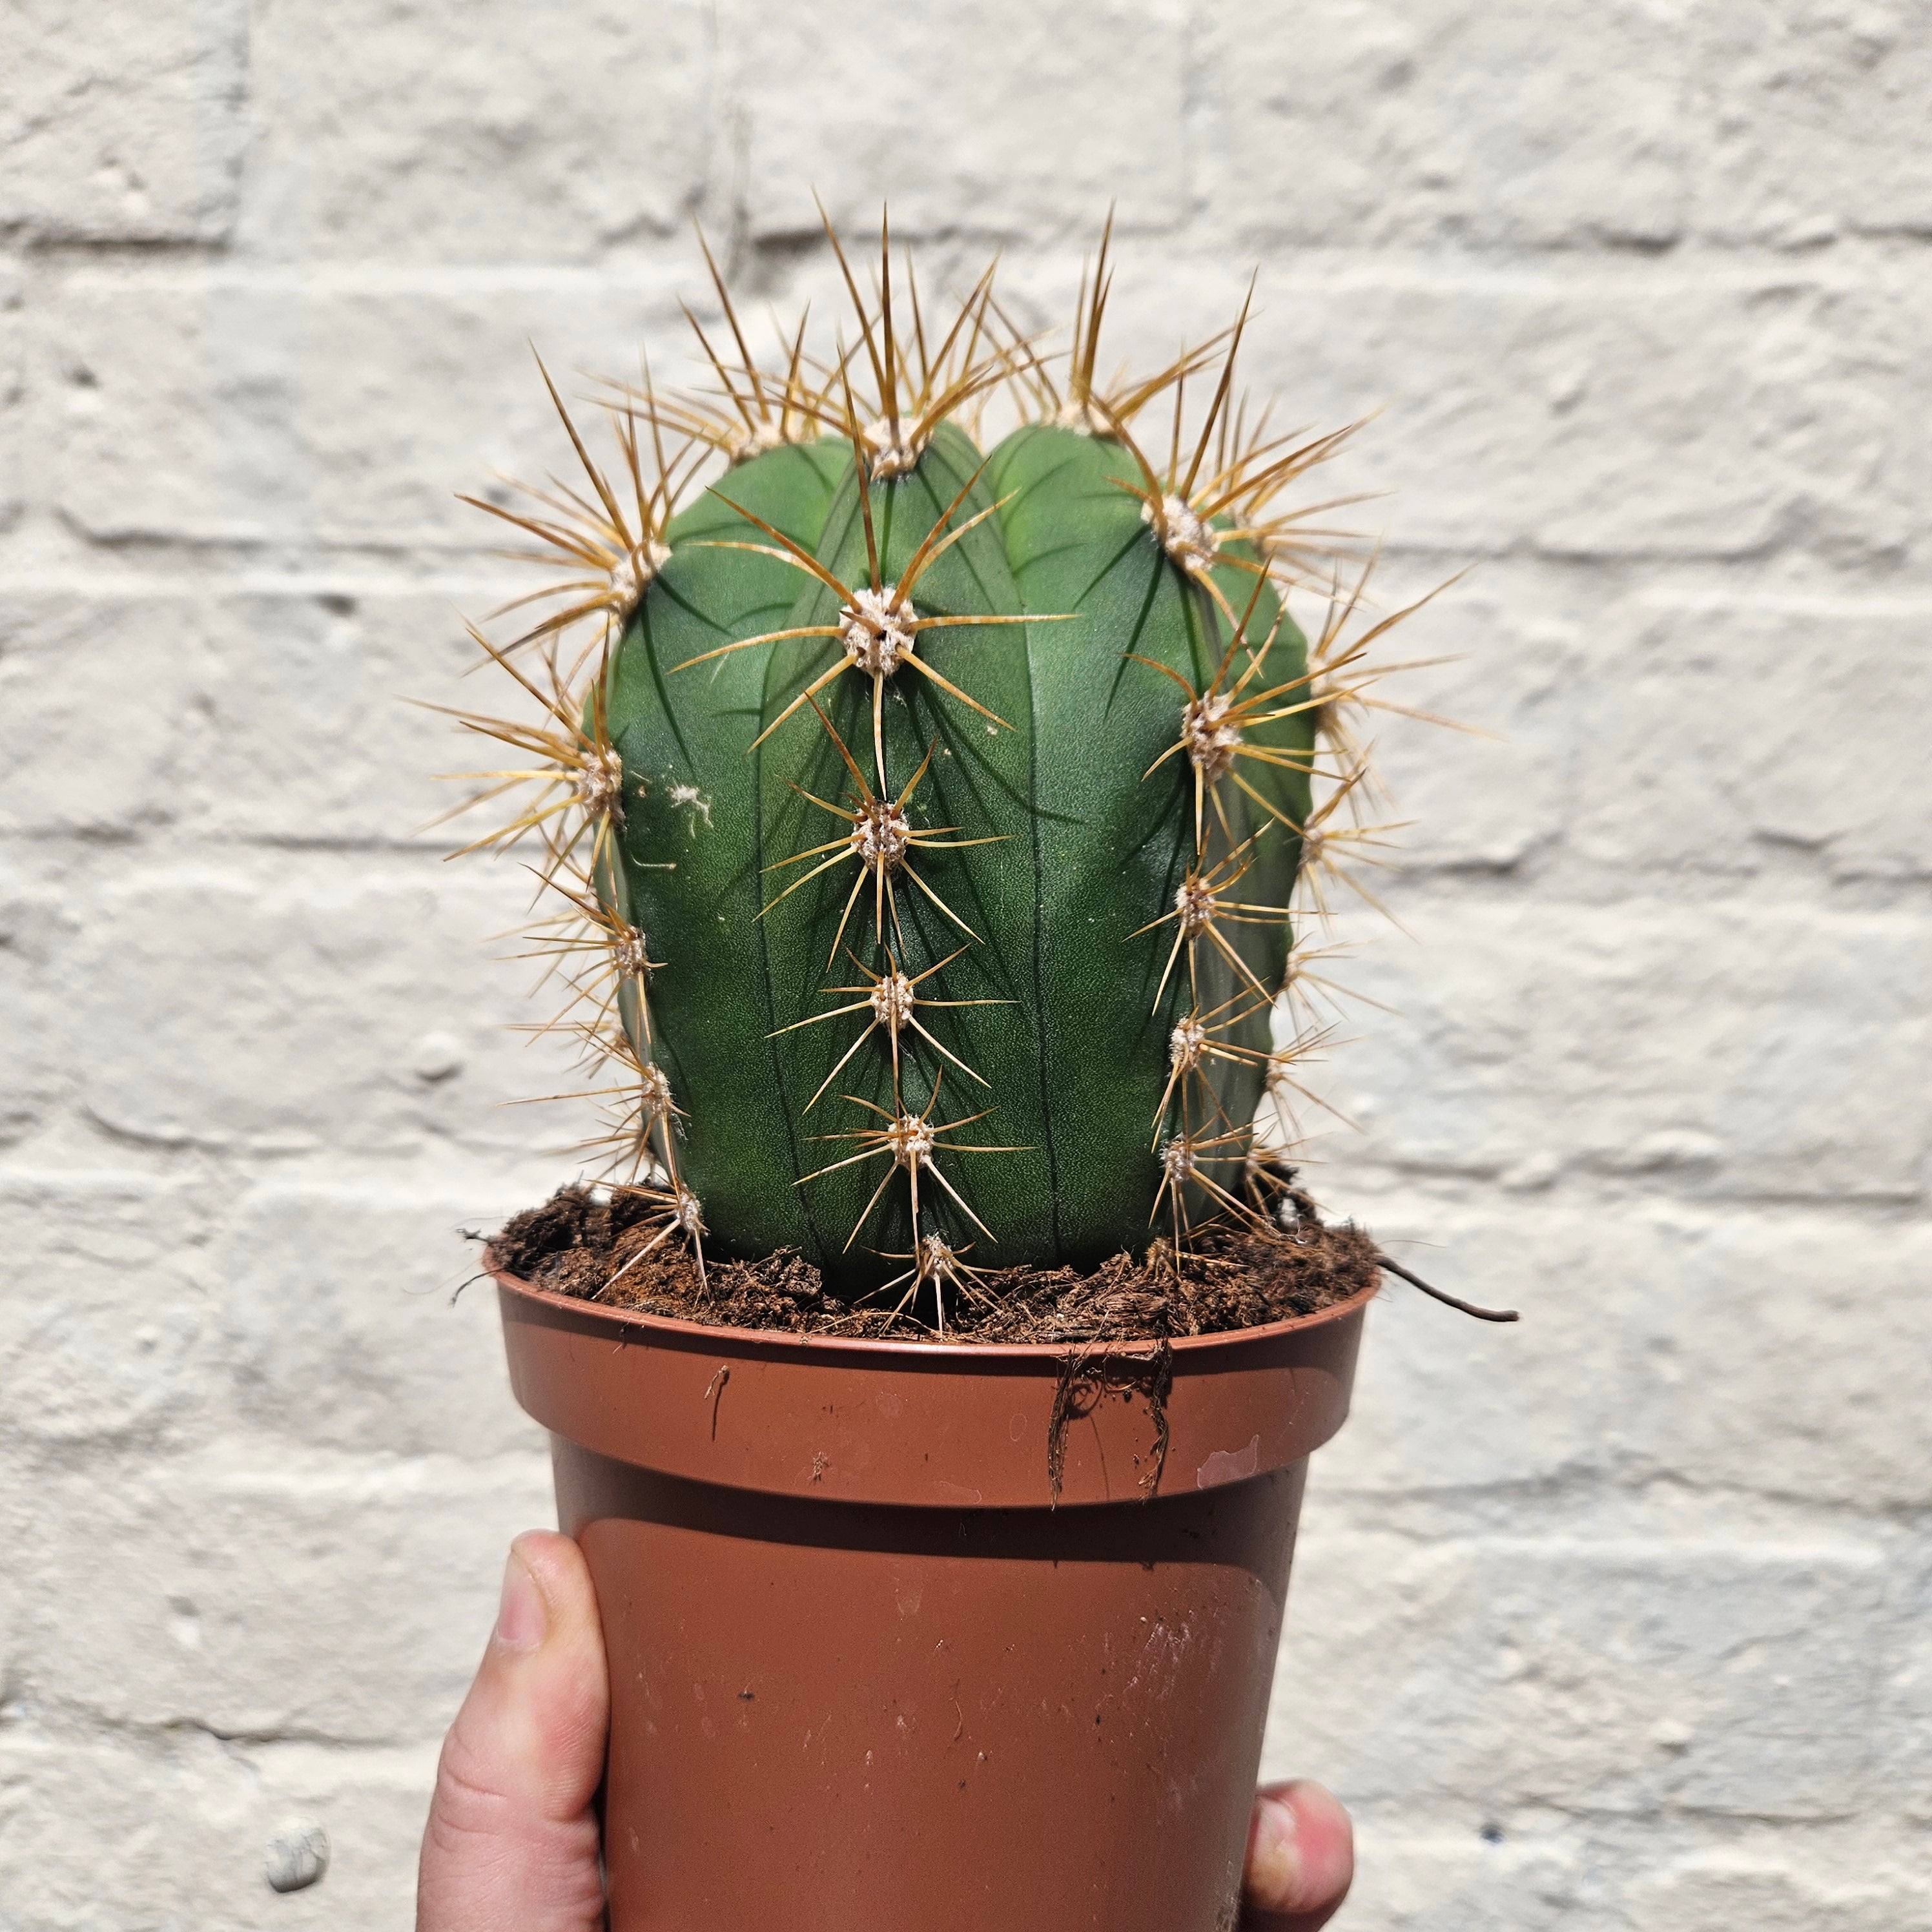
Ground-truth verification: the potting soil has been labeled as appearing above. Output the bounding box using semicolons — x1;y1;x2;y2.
484;1184;1381;1343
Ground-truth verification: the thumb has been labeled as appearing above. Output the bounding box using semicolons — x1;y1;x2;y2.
417;1530;610;1932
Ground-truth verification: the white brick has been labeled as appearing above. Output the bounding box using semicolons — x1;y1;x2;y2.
0;1171;550;1463
0;588;531;845
993;262;1919;562
190;590;513;845
0;265;21;531
0;1726;431;1932
65;869;578;1156
1321;1196;1932;1512
235;0;714;263
0;1174;214;1451
1306;1830;1932;1932
37;275;690;549
205;1182;550;1461
0;592;213;838
0;890;74;1149
1290;1831;1587;1932
1574;595;1932;883
0;1725;263;1932
14;1457;551;1742
0;1526;22;1689
1694;1;1932;245
1625;1855;1932;1932
249;1739;438;1932
1309;1198;1627;1497
1331;561;1588;874
725;0;1189;240
1614;1209;1932;1512
1328;898;1932;1202
1208;0;1688;248
1878;1547;1932;1824
1271;1535;1886;1820
40;267;1925;571
0;0;247;243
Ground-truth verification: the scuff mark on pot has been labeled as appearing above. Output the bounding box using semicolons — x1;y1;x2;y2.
1127;1614;1197;1701
1196;1434;1260;1489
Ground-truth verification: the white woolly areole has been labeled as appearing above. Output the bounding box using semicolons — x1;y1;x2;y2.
850;797;911;867
668;1182;704;1232
1052;395;1111;437
1144;494;1219;573
1169;1014;1206;1073
577;747;626;821
916;1233;961;1277
1175;874;1218;936
612;926;653;979
841;584;915;676
638;1064;674;1118
863;419;921;480
1182;692;1241;781
608;540;672;621
887;1113;938;1170
871;969;916;1030
1159;1136;1195;1183
728;419;790;466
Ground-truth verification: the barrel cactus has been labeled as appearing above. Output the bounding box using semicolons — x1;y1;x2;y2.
442;215;1446;1322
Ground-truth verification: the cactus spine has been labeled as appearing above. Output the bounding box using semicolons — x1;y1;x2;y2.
443;215;1443;1320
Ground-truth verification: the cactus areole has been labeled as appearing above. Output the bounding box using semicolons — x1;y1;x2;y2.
447;214;1448;1326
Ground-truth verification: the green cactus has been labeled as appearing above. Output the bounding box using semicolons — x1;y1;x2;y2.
444;218;1439;1318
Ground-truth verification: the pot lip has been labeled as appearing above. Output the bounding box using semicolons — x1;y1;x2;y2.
488;1248;1381;1364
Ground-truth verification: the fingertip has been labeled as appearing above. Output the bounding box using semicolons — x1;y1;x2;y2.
457;1532;608;1811
507;1530;596;1630
1279;1780;1354;1909
491;1544;548;1652
1244;1780;1353;1923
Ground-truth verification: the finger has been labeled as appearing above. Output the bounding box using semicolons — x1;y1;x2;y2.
1240;1779;1355;1931
417;1530;610;1932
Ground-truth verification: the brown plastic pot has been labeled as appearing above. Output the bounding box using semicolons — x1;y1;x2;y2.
494;1260;1373;1932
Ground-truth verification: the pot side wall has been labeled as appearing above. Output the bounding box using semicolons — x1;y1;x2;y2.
498;1271;1373;1932
562;1446;1307;1932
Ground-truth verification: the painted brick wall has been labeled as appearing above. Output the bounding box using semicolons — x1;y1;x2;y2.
3;3;1929;1926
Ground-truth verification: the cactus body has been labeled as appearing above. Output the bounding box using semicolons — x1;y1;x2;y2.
449;221;1426;1314
595;415;1312;1293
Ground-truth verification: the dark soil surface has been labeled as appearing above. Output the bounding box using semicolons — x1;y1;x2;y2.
487;1184;1382;1343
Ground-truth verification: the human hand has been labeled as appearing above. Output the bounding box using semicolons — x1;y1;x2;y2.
417;1532;1353;1931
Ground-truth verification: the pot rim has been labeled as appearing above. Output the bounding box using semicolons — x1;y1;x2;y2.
488;1248;1382;1365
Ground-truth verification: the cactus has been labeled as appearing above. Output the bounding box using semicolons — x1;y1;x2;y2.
441;215;1450;1321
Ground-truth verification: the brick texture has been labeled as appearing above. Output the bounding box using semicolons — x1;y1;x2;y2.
3;5;1929;1927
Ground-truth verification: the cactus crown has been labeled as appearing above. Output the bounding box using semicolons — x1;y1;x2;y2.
441;212;1454;1328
